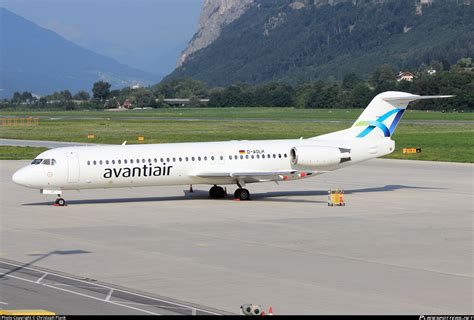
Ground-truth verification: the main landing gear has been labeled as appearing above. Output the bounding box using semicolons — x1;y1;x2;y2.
233;188;250;201
234;181;250;201
209;185;227;199
208;184;251;201
54;196;66;206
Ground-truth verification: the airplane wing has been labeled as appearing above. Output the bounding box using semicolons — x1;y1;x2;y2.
195;170;298;179
193;170;321;183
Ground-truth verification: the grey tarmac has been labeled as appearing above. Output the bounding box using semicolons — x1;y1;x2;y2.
0;159;472;314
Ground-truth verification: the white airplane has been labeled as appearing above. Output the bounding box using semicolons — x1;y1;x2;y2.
12;91;451;206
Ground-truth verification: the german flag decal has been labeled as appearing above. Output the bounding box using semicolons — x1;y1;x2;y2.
239;150;246;154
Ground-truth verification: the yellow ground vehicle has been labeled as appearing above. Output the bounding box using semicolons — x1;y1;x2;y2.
0;310;56;315
328;189;345;206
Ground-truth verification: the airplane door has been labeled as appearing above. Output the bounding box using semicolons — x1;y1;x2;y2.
66;152;80;183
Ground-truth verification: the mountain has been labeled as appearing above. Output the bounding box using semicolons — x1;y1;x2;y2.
0;8;157;98
166;0;473;86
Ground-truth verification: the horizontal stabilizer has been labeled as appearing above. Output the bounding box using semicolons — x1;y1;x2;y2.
383;95;454;102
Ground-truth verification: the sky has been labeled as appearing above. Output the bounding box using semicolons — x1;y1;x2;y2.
0;0;204;77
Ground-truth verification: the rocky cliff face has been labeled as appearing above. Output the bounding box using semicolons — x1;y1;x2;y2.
179;0;448;67
171;0;471;85
177;0;255;67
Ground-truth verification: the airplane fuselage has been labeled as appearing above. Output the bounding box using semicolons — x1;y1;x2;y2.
12;138;394;192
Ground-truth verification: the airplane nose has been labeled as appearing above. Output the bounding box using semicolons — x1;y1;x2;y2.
12;167;28;186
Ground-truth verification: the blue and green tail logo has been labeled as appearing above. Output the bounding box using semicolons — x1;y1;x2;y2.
355;108;405;138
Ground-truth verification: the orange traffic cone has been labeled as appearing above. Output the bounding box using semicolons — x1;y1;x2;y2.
189;184;193;193
268;307;273;315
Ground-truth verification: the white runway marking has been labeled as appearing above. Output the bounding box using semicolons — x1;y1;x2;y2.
1;272;160;315
105;289;114;302
0;260;221;315
36;272;49;284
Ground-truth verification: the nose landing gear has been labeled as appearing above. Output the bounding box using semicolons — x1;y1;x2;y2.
54;196;66;207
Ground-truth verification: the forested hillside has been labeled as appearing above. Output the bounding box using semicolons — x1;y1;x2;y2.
166;0;473;86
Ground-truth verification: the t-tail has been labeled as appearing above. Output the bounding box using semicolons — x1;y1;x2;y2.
314;91;453;141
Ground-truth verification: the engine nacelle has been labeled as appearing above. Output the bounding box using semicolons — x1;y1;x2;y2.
290;146;351;168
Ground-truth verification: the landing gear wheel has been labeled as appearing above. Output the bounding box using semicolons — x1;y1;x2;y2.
235;188;250;201
209;185;226;199
56;198;66;206
234;189;242;199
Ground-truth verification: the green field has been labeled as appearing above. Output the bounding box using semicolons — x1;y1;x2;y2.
2;107;474;121
1;108;473;162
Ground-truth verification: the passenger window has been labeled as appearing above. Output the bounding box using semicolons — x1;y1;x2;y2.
87;161;90;166
118;160;122;164
160;158;164;163
124;159;128;164
148;159;151;163
93;161;97;165
234;155;237;160
179;157;182;162
240;155;243;159
130;159;133;164
211;156;215;161
278;154;282;158
198;157;201;161
112;160;115;164
204;156;208;161
166;158;170;162
273;154;276;158
229;155;232;160
284;154;287;158
220;156;224;160
251;155;254;159
99;160;103;165
154;158;157;163
192;157;195;161
245;155;249;159
142;159;145;163
173;158;176;162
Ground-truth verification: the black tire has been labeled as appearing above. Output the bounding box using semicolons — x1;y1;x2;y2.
210;186;225;199
57;198;66;206
239;188;250;201
234;189;242;199
209;186;218;198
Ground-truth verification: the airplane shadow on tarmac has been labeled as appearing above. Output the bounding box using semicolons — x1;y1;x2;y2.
0;250;91;279
23;184;443;206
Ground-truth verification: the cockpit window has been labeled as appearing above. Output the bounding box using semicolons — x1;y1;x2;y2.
31;158;56;165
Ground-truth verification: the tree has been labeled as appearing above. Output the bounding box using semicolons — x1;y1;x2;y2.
62;90;73;101
342;72;362;90
73;90;90;101
92;81;111;101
